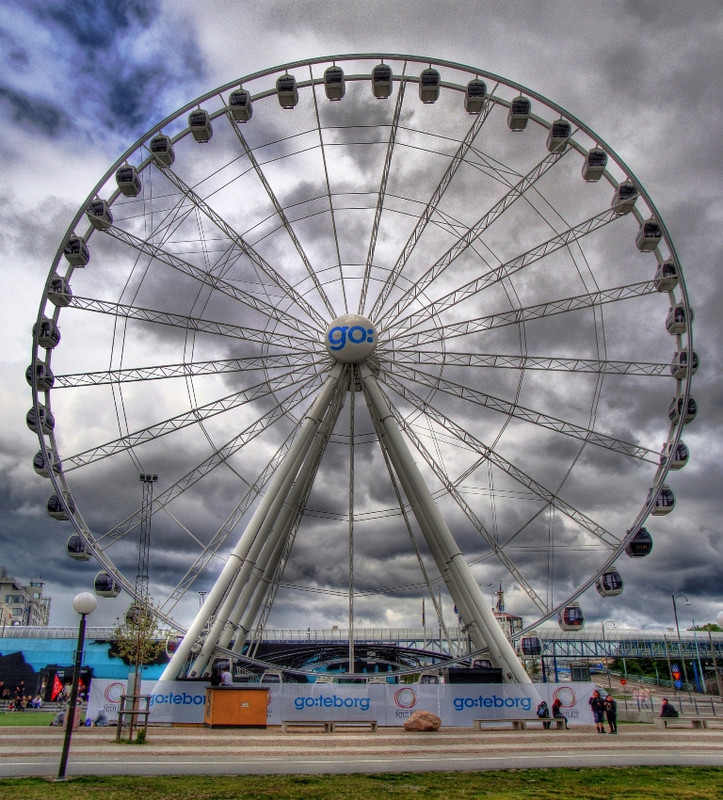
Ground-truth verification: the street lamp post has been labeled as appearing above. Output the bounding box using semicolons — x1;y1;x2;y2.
56;592;97;781
672;593;691;692
601;620;616;688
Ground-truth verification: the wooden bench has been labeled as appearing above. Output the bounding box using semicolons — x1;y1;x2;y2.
654;716;720;729
281;719;377;733
473;717;567;731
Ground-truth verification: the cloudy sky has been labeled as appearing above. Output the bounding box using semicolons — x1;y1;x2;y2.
1;0;721;648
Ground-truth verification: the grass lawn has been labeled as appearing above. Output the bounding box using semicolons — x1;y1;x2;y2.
0;768;721;799
0;711;56;727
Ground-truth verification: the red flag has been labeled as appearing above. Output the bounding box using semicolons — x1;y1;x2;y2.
77;676;86;693
50;673;63;701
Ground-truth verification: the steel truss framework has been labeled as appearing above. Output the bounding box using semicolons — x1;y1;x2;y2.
29;54;694;683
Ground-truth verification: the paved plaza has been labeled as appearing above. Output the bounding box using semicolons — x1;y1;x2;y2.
1;724;722;778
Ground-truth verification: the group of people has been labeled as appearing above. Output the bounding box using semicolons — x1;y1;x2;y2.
0;680;43;712
588;689;618;733
535;697;569;729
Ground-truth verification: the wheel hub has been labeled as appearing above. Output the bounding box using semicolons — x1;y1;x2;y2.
324;314;377;363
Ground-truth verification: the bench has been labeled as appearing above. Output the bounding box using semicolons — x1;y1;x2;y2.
654;716;720;729
473;717;567;731
281;719;378;733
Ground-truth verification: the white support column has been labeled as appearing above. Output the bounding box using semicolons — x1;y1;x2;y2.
159;365;345;681
360;365;530;684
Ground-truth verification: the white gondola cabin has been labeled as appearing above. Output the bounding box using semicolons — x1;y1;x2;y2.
276;74;298;109
26;405;55;435
149;134;175;166
228;88;253;121
47;274;72;307
26;361;55;391
94;571;122;597
67;534;91;560
625;527;653;558
654;260;678;292
520;635;542;656
33;449;60;478
670;350;698;379
595;569;623;597
87;199;113;230
610;181;638;214
666;303;692;335
559;603;585;631
507;96;531;130
33;318;61;349
48;493;75;520
647;484;675;515
324;66;345;101
372;63;393;99
582;148;607;181
64;236;89;267
659;441;689;470
116;164;141;197
419;67;440;104
189;109;213;142
546;119;572;152
635;218;663;251
464;79;487;113
668;395;697;425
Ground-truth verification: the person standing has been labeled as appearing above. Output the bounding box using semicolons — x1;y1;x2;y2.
604;693;618;734
589;689;607;733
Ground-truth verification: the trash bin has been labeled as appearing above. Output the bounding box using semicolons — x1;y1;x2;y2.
204;686;269;728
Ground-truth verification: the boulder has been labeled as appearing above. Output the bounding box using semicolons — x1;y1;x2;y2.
403;710;441;731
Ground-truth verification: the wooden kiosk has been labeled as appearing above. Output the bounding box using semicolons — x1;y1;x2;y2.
204;685;270;728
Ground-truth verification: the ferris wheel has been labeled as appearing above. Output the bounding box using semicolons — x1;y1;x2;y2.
29;54;695;681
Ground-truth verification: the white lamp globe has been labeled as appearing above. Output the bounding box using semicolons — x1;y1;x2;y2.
72;592;98;616
717;610;723;628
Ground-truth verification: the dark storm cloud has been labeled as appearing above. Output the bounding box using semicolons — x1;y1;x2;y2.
0;85;68;135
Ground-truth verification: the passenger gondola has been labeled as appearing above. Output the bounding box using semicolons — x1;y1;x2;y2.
47;274;72;307
582;148;607;181
324;66;345;101
659;441;689;470
228;88;253;120
26;404;55;435
635;218;663;251
276;74;298;109
94;571;122;598
87;198;113;230
67;534;91;560
595;569;623;597
558;603;585;631
668;395;697;425
625;527;653;557
654;260;678;292
371;63;393;99
189;109;213;142
647;484;675;515
48;493;75;520
33;449;61;478
610;181;638;214
520;635;542;656
507;95;531;130
666;303;692;335
116;164;141;197
149;134;175;166
63;236;90;267
464;79;487;113
26;361;55;391
419;67;440;104
33;318;61;349
670;349;699;379
546;119;572;152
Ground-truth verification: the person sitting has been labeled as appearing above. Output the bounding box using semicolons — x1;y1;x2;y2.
92;709;109;727
552;697;569;728
660;698;679;718
49;710;66;727
536;700;551;729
